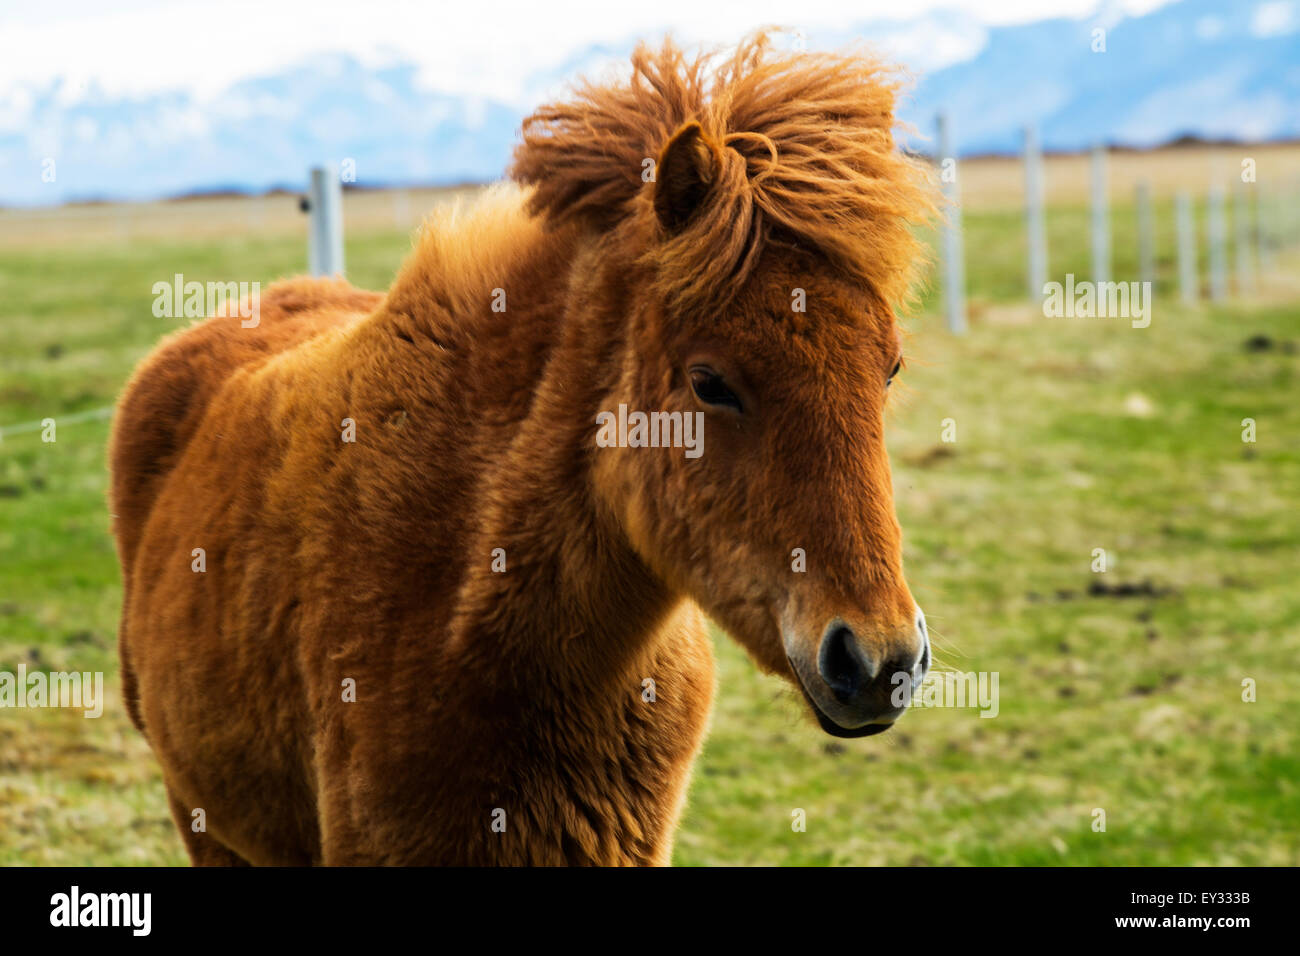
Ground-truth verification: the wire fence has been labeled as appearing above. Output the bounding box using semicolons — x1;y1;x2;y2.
934;112;1300;333
5;142;1300;443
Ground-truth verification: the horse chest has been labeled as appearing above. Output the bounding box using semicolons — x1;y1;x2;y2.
434;623;716;865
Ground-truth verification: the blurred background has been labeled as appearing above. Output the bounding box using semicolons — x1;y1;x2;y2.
1;0;1297;864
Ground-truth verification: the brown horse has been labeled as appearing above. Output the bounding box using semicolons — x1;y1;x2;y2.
109;32;935;866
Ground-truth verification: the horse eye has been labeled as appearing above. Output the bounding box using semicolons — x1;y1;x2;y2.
887;360;902;387
689;367;743;412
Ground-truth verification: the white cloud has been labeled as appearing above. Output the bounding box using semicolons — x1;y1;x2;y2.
1251;1;1298;37
0;0;1179;106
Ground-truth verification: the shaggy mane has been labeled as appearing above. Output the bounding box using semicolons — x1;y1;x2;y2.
510;30;936;313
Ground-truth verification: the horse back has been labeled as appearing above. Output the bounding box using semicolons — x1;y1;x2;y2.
109;277;382;731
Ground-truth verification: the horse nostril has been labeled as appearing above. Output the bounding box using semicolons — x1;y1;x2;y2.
818;625;872;703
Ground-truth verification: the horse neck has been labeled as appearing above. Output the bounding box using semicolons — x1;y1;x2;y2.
440;225;680;699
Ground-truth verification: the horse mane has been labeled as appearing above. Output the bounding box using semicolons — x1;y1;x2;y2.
510;30;936;314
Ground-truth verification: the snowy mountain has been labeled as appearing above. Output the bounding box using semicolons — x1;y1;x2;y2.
2;0;1296;206
900;0;1300;153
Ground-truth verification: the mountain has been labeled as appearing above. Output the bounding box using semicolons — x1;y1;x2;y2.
2;0;1297;206
0;54;522;206
899;0;1300;154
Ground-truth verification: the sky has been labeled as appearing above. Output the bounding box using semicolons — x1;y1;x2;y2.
1;0;1179;107
14;0;1285;206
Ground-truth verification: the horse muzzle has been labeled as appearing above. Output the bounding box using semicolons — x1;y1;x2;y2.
784;609;930;738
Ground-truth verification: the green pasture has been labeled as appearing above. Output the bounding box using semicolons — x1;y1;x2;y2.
1;195;1297;865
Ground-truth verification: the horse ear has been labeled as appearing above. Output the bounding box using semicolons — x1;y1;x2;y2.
653;121;720;233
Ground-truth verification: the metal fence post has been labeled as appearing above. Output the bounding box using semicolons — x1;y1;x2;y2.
308;164;345;278
1254;183;1270;273
1090;143;1110;287
1208;183;1228;302
1234;180;1254;295
1176;191;1197;305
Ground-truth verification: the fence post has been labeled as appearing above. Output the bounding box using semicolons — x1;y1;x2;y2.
1234;180;1254;295
308;164;345;278
1136;180;1154;287
1293;176;1300;248
247;196;266;233
936;112;968;334
1289;177;1300;248
1175;191;1197;305
1090;143;1110;286
1208;183;1228;302
1253;183;1270;273
1023;125;1047;300
1294;175;1300;246
393;189;411;230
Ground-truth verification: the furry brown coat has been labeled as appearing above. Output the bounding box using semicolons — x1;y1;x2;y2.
110;33;933;865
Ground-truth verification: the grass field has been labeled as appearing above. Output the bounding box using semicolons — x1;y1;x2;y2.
2;149;1299;865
